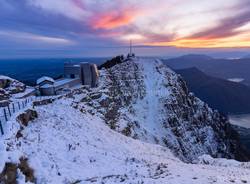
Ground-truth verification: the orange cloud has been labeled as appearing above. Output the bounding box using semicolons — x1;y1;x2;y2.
146;34;250;48
91;10;138;30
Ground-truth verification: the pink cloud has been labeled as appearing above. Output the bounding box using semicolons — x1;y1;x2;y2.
90;10;138;30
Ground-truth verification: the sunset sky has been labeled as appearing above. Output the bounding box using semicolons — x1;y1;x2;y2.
1;0;250;58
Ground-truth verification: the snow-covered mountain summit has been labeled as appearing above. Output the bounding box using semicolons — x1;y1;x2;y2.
0;57;250;183
77;57;248;162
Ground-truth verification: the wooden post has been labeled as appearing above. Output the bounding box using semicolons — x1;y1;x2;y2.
7;105;11;116
3;109;8;122
12;103;15;113
0;120;3;135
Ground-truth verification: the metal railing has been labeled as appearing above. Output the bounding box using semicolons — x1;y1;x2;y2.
0;96;36;135
0;95;62;135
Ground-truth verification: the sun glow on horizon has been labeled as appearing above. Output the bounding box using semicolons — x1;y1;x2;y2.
146;30;250;48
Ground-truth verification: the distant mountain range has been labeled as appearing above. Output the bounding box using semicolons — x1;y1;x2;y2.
175;67;250;115
163;54;250;86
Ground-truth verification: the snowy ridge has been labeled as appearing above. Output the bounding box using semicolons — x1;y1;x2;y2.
84;57;248;162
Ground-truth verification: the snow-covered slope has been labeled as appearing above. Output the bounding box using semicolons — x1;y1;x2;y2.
1;57;250;183
1;98;250;184
76;57;248;162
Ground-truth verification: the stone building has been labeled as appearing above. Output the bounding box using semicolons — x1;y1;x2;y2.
37;62;99;96
64;62;99;87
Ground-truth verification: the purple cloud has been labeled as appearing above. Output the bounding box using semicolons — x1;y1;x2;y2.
189;2;250;39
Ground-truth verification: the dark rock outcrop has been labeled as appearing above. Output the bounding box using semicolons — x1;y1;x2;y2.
0;76;26;94
0;89;10;101
0;157;35;184
98;55;124;70
16;109;38;127
0;163;18;184
0;76;26;104
18;157;36;183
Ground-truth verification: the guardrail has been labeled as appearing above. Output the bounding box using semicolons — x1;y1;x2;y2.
0;95;61;135
0;96;36;135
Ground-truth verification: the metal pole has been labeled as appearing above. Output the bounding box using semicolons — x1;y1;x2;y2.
7;105;11;116
130;40;132;55
12;103;15;113
3;109;8;122
0;120;3;135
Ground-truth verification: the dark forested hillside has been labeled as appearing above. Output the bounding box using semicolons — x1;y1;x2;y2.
176;67;250;114
163;54;250;86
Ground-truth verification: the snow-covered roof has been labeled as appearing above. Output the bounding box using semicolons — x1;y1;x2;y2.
37;76;55;85
40;84;54;88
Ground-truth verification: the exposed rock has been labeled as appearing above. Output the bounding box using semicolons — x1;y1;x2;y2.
0;76;26;104
0;88;10;101
98;55;124;70
16;129;23;139
0;76;26;94
0;77;12;89
98;59;145;131
0;158;35;184
121;123;133;136
18;157;36;183
0;163;18;184
16;109;38;127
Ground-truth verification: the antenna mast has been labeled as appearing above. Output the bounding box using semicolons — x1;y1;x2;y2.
130;40;132;55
